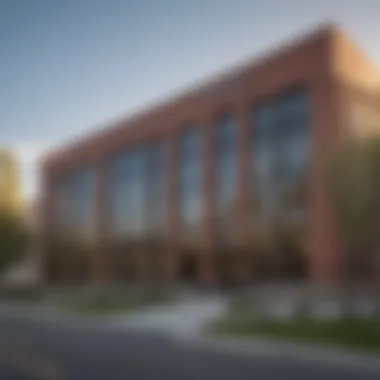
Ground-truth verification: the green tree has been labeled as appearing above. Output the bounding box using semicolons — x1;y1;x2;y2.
330;135;380;314
0;213;29;273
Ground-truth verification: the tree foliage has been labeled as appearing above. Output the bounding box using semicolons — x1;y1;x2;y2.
329;135;380;316
330;136;380;252
0;213;29;272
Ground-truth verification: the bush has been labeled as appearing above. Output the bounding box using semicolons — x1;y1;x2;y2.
0;214;29;272
0;286;44;302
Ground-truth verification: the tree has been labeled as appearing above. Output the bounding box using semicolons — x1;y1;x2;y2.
329;135;380;314
0;213;29;273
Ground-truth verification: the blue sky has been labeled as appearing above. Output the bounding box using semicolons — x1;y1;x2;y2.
1;0;379;201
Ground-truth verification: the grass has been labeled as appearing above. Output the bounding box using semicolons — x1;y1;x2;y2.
0;285;174;316
210;309;380;353
0;287;45;303
63;290;172;316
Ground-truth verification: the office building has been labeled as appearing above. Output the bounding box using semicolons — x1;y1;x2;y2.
40;25;380;286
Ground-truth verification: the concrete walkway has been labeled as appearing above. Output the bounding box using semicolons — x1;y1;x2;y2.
107;294;228;336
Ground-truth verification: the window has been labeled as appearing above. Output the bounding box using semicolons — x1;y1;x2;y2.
108;142;166;241
146;142;166;234
179;127;202;237
252;88;309;222
54;168;96;242
252;88;310;279
108;149;146;239
215;115;238;224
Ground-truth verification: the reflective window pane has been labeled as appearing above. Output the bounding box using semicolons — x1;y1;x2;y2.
53;168;96;243
179;128;202;238
253;89;309;222
146;142;166;235
215;116;238;228
108;142;166;242
108;148;147;239
252;88;309;279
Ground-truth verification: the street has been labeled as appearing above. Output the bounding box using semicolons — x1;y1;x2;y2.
0;309;379;380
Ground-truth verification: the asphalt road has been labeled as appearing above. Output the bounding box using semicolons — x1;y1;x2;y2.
0;310;379;380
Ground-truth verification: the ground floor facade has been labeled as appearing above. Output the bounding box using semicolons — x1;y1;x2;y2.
40;26;380;287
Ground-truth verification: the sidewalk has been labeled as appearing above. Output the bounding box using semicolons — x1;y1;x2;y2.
106;293;228;336
0;293;229;334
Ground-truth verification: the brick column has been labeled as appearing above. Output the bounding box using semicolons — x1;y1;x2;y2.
165;134;180;283
309;75;343;287
235;102;254;282
200;119;218;287
92;161;110;283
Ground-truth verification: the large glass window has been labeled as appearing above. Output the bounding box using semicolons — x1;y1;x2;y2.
277;90;309;221
215;115;238;234
108;148;147;240
126;148;147;238
253;101;278;222
253;90;309;222
107;142;166;280
108;152;129;239
179;127;202;238
252;88;309;278
54;168;96;243
108;142;166;241
145;142;166;236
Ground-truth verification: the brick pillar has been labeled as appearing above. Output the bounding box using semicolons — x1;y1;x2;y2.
200;119;218;287
309;75;343;288
92;161;110;283
236;102;254;282
165;134;179;283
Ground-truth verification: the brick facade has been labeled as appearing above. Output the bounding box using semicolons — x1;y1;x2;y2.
40;25;380;287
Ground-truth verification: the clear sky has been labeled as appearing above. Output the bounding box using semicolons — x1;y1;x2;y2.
1;0;379;201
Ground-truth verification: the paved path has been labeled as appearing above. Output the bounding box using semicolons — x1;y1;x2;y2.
107;294;227;335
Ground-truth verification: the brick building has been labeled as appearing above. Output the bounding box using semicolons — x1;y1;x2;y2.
40;25;380;287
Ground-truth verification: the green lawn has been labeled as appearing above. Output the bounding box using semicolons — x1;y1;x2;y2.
0;286;174;316
0;287;44;303
64;291;171;316
210;311;380;353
